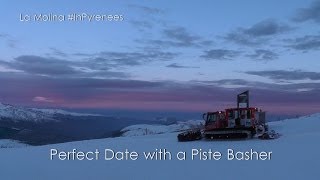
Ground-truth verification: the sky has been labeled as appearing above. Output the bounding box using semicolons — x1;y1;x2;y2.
0;0;320;115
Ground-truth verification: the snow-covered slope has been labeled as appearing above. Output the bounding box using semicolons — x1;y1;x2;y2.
0;103;101;122
121;120;204;137
0;139;28;148
0;113;319;180
269;113;320;135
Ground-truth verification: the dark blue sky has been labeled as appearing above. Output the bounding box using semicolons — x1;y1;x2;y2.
0;0;319;115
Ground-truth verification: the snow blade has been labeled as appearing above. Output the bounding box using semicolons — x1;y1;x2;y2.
258;130;280;140
177;129;202;142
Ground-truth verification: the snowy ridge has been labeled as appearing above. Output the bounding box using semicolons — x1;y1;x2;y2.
121;120;204;137
0;102;102;122
30;108;102;117
0;103;55;122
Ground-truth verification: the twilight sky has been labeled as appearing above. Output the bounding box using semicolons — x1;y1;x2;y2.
0;0;320;115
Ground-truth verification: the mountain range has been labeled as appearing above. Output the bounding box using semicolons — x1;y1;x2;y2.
0;102;164;145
